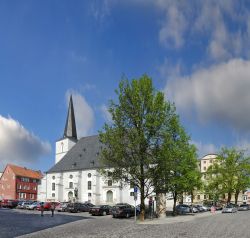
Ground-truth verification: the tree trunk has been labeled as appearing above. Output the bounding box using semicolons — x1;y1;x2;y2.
235;190;239;205
139;163;145;221
180;192;184;204
227;192;232;204
156;192;166;219
172;191;178;216
191;191;194;204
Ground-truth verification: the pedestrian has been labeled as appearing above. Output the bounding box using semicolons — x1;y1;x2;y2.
51;202;55;217
40;203;44;217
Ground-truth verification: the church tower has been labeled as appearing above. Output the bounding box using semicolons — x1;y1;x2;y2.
55;95;78;164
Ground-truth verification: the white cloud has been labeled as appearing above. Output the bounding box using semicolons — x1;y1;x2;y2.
165;58;250;132
100;104;112;123
155;0;250;59
192;140;218;158
66;90;95;138
0;115;51;170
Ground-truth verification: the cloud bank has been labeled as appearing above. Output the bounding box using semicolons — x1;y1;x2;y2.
0;115;51;170
165;58;250;132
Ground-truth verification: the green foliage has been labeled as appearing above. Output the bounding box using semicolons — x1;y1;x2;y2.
205;147;250;204
99;75;176;219
154;114;201;206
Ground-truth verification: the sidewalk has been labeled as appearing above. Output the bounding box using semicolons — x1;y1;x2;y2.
138;211;220;225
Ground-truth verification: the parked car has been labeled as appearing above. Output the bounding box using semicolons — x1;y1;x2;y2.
26;202;40;210
67;203;90;213
84;202;95;208
111;204;135;218
37;202;51;211
175;204;192;214
222;205;237;213
23;201;35;209
55;202;70;212
194;205;208;212
1;199;19;208
89;205;112;216
238;204;250;211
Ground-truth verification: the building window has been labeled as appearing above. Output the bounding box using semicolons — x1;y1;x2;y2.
108;171;112;177
203;167;206;171
204;195;207;199
33;179;37;183
19;193;26;199
34;186;37;191
30;194;34;199
108;180;112;186
88;193;92;197
203;160;206;164
52;176;55;180
88;173;91;178
130;192;134;196
197;195;200;200
21;177;29;182
18;184;22;189
69;182;73;188
69;174;73;179
88;181;91;190
52;193;55;197
52;183;55;191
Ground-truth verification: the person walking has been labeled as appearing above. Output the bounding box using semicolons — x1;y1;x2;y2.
40;203;44;217
51;202;55;217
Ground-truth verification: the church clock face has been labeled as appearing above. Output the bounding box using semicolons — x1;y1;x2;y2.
61;142;64;152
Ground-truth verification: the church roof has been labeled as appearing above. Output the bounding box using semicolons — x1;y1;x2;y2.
64;95;77;140
47;135;102;173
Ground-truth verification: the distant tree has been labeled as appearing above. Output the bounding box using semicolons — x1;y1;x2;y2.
206;147;250;204
99;75;176;221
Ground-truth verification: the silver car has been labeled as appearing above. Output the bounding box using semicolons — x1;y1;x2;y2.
222;205;237;213
238;204;249;211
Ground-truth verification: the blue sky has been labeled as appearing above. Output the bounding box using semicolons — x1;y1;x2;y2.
1;0;250;173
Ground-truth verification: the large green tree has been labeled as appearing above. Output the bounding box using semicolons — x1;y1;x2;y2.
99;75;176;221
154;115;201;215
206;147;250;204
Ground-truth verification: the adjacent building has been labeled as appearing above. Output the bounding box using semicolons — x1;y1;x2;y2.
0;164;42;200
38;96;139;205
193;154;245;204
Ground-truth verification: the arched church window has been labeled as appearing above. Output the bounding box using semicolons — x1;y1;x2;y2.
69;182;73;188
88;173;91;178
69;174;73;179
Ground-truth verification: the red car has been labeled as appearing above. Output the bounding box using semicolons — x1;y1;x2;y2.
37;202;52;211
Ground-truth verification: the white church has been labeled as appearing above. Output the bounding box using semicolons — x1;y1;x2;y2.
38;96;139;205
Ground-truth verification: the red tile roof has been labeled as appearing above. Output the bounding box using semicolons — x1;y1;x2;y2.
8;164;42;179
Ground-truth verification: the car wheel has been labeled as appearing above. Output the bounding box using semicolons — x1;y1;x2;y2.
102;211;107;216
126;213;130;218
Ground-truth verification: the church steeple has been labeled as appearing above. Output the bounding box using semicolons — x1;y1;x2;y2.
64;95;77;140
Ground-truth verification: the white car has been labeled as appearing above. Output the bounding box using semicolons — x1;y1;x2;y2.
222;205;237;213
26;202;39;210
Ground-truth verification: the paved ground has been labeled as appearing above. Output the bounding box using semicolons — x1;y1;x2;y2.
1;208;250;238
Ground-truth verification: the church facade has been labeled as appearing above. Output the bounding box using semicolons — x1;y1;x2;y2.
38;96;138;205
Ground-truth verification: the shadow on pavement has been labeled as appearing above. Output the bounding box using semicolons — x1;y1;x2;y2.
0;208;92;238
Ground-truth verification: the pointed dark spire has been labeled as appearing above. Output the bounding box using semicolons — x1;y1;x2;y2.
64;95;77;140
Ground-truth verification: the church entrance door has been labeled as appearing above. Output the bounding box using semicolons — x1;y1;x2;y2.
106;190;113;203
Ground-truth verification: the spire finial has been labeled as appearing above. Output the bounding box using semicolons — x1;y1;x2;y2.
64;95;77;140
